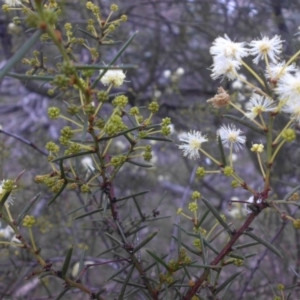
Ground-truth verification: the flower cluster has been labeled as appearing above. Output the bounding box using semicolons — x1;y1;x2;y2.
210;34;284;81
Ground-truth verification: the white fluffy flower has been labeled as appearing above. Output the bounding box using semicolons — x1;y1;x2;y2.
210;34;248;61
0;180;14;206
163;70;171;78
81;157;95;171
249;35;283;64
100;70;126;87
275;71;300;103
218;124;246;152
245;94;276;119
282;101;300;124
266;61;297;81
0;225;14;240
211;57;241;81
178;130;208;159
175;67;185;76
4;0;21;6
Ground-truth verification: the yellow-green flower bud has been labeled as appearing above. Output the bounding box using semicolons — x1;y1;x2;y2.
65;143;81;155
60;126;73;139
64;23;72;31
121;15;128;22
112;95;128;108
97;91;108;102
293;219;300;229
95;118;105;129
47;89;55;96
107;24;116;32
196;167;206;178
84;104;96;115
193;238;202;250
282;128;296;142
188;202;198;212
233;259;244;266
161;125;171;136
82;69;94;78
162;117;171;126
138;131;147;139
48;107;60;119
129;107;139;116
46;142;59;153
35;175;45;184
277;283;285;291
23;215;36;228
2;180;15;193
110;4;118;11
251;143;264;153
90;48;99;59
68;183;78;190
110;155;127;167
86;1;93;10
143;151;152;161
51;180;64;193
81;184;90;193
2;4;10;13
231;180;239;188
223;166;234;176
44;178;56;187
67;105;80;115
177;208;183;215
191;191;201;200
148;101;159;113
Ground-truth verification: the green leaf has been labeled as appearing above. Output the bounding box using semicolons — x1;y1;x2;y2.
232;241;259;251
196;209;210;228
78;249;86;278
73;64;138;70
73;208;104;220
132;231;159;254
217;135;227;166
188;263;221;270
116;190;150;202
16;194;41;226
97;244;120;257
146;250;169;271
0;30;43;81
105;263;132;282
214;271;243;295
53;288;71;300
51;150;95;163
61;245;74;278
126;160;153;168
244;231;282;257
8;72;55;81
0;191;12;211
141;136;173;142
118;265;135;300
223;114;265;135
104;232;123;245
68;204;91;216
284;184;300;201
113;278;146;288
202;197;232;235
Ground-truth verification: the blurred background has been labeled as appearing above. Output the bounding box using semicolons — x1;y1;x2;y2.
1;0;300;299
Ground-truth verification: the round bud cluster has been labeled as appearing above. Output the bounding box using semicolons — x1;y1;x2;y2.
23;215;36;228
143;145;152;161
